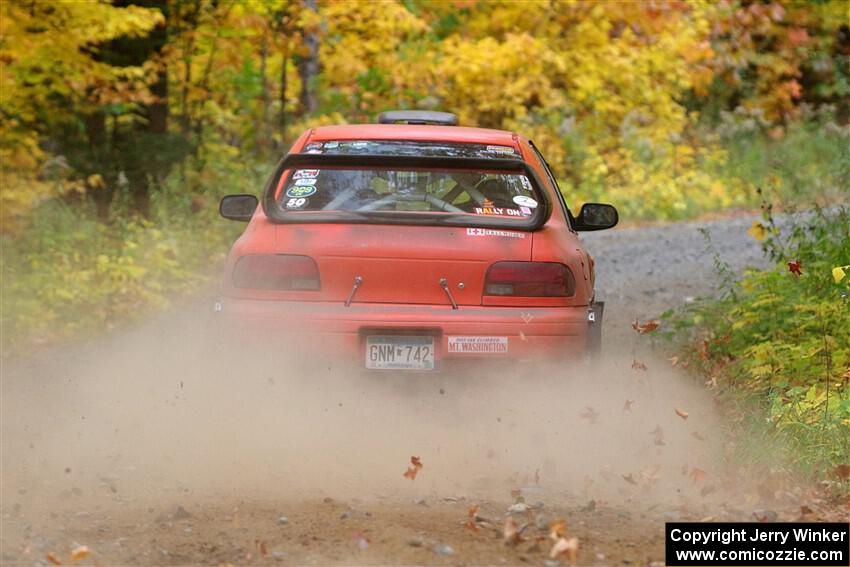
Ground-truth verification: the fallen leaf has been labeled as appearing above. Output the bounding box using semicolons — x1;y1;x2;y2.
549;536;579;562
549;518;567;540
675;408;689;420
800;505;814;515
47;552;62;566
352;531;370;550
623;399;634;411
641;465;662;486
668;355;679;366
70;546;90;562
622;474;638;486
698;338;710;361
579;406;599;423
503;516;523;545
464;505;480;533
403;455;423;480
690;468;707;483
632;319;660;334
787;260;802;276
651;425;665;446
834;464;850;480
631;359;648;371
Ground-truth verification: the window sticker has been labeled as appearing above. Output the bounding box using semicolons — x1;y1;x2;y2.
285;197;309;209
294;178;317;187
486;145;518;155
323;141;339;149
474;207;527;217
304;142;322;150
466;228;526;239
513;195;538;208
447;336;508;353
286;185;318;198
293;169;319;179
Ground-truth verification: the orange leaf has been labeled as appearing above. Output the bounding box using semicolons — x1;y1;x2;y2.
834;464;850;480
411;456;423;470
690;468;707;483
464;504;481;533
70;546;91;562
675;408;689;420
549;518;567;540
46;553;62;566
632;319;660;334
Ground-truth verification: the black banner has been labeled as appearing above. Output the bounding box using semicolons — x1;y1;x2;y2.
666;522;849;566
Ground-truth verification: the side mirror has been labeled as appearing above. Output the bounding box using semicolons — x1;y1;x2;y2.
574;203;618;231
220;194;258;222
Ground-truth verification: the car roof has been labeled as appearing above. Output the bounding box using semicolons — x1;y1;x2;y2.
307;124;522;149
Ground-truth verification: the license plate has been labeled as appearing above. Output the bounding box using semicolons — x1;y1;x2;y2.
365;336;435;370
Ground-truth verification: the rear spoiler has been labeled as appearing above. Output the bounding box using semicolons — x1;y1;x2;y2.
261;153;552;231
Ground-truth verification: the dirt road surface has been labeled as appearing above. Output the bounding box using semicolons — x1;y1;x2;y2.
1;215;842;566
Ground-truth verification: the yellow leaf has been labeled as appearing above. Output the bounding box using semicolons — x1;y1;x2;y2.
747;221;768;241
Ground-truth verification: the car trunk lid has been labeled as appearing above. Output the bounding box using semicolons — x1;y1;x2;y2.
275;223;532;306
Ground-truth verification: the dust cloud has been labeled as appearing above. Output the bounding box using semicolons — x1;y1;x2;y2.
2;304;728;518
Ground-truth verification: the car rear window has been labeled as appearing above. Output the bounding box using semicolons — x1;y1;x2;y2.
262;145;548;229
278;168;540;217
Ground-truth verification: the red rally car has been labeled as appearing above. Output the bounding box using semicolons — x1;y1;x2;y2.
216;110;618;371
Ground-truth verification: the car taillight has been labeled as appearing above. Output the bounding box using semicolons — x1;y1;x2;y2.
484;261;575;297
233;255;320;290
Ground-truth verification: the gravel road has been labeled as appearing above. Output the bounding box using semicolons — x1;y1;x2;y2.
2;214;835;567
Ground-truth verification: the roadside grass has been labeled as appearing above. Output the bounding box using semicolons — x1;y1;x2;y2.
0;155;262;355
663;205;850;493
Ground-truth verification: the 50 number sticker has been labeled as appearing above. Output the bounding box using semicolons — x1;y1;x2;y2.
285;197;308;209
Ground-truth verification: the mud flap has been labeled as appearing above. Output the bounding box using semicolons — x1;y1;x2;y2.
587;301;604;357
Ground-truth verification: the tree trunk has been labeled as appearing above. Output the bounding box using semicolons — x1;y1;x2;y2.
298;0;319;115
279;44;288;148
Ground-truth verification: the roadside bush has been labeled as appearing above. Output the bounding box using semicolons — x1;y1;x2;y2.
0;159;260;354
668;205;850;486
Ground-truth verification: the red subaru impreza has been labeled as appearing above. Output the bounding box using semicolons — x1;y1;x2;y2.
217;111;617;371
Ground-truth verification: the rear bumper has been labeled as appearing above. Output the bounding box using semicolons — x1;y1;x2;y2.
214;298;592;367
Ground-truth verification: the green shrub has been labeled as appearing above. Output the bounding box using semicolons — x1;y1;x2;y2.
667;206;850;485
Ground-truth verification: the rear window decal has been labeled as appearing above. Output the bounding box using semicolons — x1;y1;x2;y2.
285;197;309;209
304;142;322;150
447;336;509;353
513;195;538;208
486;145;518;155
474;207;528;217
294;178;317;187
466;228;526;239
286;185;318;198
293;169;319;179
